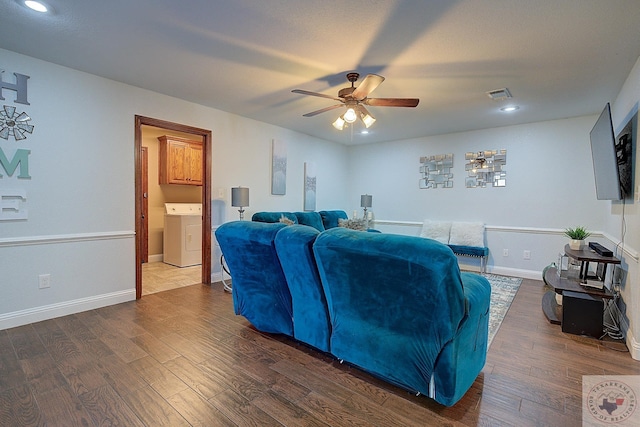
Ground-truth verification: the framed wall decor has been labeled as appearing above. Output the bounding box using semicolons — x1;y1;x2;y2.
303;161;316;211
271;139;287;195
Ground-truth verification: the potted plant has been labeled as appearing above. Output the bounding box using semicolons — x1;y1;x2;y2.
564;226;591;250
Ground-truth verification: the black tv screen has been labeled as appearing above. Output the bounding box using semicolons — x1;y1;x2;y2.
590;103;622;200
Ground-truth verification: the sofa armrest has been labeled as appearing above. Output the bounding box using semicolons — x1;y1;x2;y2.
431;272;491;406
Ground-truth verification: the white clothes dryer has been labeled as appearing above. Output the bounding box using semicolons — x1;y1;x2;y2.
163;203;202;267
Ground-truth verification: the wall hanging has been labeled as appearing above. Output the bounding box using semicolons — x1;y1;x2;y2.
465;150;507;188
419;154;453;188
271;139;287;195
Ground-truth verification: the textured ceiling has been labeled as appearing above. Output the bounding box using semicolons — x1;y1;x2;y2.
1;0;640;145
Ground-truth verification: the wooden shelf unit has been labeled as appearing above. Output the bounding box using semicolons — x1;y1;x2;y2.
542;244;619;326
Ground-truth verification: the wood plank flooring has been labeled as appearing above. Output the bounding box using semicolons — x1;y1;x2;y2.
1;277;639;426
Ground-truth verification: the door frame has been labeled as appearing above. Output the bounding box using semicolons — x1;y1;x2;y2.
134;115;212;299
141;146;148;263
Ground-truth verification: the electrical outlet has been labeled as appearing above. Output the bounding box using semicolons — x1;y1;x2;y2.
523;250;531;260
39;274;51;289
503;249;508;257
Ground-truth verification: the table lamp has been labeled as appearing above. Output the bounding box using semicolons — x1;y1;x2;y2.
361;194;372;228
231;186;249;220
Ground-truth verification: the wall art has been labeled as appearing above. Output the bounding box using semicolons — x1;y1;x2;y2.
303;161;316;211
271;139;287;195
419;153;453;188
465;150;507;188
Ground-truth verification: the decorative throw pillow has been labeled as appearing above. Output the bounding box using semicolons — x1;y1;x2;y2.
419;220;452;244
449;222;485;247
279;215;294;225
338;218;367;231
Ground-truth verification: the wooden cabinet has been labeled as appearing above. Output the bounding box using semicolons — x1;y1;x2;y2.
158;135;203;186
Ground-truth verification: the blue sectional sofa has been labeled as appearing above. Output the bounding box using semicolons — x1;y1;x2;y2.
215;221;491;406
252;210;348;232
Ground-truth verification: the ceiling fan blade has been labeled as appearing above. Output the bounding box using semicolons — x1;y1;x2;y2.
365;98;420;107
303;104;344;117
352;74;385;100
292;89;344;102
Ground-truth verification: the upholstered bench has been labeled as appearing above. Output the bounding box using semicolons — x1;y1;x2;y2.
420;220;489;273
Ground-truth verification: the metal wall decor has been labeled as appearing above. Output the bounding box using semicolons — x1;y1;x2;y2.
0;105;34;141
303;161;316;211
465;150;507;188
419;154;453;189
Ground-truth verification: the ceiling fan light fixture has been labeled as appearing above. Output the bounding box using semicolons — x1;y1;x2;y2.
361;112;376;128
332;116;346;130
343;107;357;123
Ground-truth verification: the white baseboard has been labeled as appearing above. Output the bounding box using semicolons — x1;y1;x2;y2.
487;266;542;280
0;289;136;330
627;334;640;361
148;254;163;263
458;262;541;280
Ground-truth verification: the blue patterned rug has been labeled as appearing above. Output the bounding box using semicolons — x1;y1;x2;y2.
483;274;522;347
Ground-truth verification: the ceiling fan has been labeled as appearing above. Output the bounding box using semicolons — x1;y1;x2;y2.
292;73;420;130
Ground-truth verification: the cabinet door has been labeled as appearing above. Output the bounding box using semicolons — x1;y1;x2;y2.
167;140;190;184
188;143;203;185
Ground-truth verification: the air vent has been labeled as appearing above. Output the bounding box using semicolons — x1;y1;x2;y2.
486;88;512;101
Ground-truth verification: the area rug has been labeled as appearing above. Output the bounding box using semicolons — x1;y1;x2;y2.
483;273;522;347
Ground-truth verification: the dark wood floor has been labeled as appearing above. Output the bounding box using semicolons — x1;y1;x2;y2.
1;277;638;426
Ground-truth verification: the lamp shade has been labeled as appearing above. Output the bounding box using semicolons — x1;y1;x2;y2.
360;194;372;208
231;187;249;207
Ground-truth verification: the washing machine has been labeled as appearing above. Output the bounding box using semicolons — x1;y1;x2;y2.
163;203;202;267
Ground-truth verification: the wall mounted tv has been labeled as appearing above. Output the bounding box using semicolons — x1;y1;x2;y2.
590;103;621;200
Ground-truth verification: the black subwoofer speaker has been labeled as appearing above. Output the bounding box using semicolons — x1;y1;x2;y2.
561;290;604;338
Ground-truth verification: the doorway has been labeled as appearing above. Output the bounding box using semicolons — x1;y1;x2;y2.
134;115;212;299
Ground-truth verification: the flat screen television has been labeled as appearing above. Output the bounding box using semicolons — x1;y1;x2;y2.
590;103;622;200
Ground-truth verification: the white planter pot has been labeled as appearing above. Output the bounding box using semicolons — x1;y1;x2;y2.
569;239;583;250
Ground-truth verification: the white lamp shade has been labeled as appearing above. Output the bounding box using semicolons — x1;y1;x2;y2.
360;194;372;208
231;187;249;207
332;116;346;130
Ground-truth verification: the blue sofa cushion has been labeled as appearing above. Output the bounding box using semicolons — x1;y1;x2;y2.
318;210;348;229
293;211;325;232
275;225;330;352
252;212;298;224
215;221;293;335
432;271;491;405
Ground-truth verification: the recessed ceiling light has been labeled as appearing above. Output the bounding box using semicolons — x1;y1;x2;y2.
24;1;48;12
360;130;369;135
500;106;520;112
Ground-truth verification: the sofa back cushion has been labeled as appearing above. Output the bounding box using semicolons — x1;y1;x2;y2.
275;224;330;352
313;227;466;394
318;210;348;229
252;212;298;224
215;221;293;335
293;211;325;232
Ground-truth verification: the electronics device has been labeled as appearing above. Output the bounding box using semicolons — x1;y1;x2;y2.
588;241;613;257
562;291;603;338
590;103;622;200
